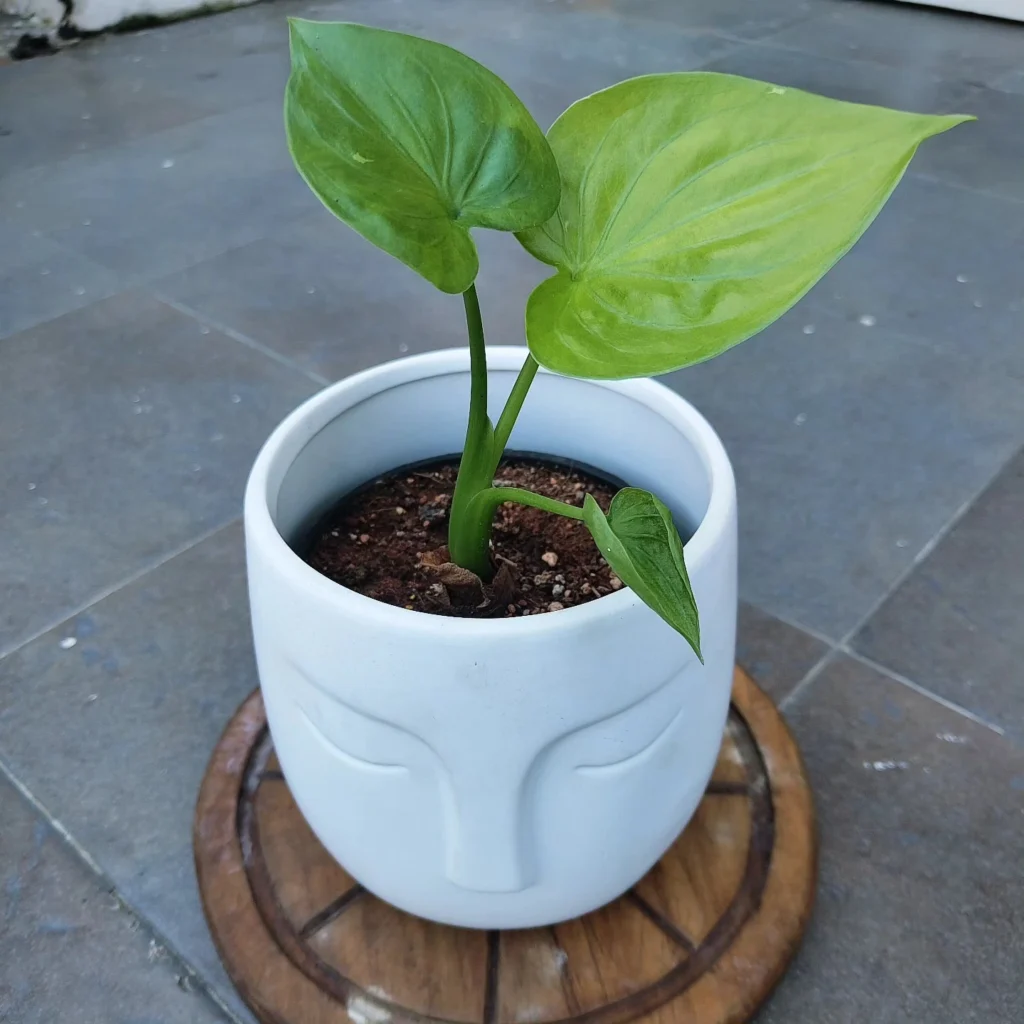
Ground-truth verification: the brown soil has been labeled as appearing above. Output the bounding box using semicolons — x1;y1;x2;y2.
303;457;623;619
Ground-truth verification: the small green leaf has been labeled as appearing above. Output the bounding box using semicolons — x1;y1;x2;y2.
518;72;973;378
286;19;560;294
583;489;701;660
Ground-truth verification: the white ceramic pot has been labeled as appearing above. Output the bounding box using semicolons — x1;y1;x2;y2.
244;347;737;928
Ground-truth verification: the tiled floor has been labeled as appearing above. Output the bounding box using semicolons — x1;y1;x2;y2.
1;0;1022;1020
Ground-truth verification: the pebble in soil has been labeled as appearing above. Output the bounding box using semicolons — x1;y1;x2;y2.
304;458;624;619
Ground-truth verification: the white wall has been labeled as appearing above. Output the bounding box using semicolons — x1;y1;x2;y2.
891;0;1023;21
3;0;256;34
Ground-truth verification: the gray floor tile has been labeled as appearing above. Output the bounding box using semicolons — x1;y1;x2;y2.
0;0;1022;1016
0;101;319;282
301;0;777;44
530;0;816;41
765;656;1024;1023
0;49;212;180
486;29;740;128
665;304;1023;638
293;0;741;128
153;212;548;380
65;4;293;114
736;602;829;703
764;0;1024;88
456;23;739;128
701;35;957;108
921;79;1024;203
0;218;123;340
0;290;315;652
466;4;737;88
0;774;227;1024
804;174;1023;353
0;523;256;1022
990;67;1024;96
853;447;1024;744
700;43;1020;201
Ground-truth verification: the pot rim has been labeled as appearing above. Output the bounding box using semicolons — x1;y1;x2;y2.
245;346;735;639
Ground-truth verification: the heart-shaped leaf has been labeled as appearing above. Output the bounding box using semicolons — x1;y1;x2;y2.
583;489;701;660
518;72;972;378
286;19;560;294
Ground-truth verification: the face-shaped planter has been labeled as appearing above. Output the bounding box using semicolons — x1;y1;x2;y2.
245;348;737;928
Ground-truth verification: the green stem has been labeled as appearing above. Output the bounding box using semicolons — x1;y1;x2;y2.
491;354;539;466
448;301;549;578
454;486;585;582
448;284;496;578
465;486;585;537
462;284;489;449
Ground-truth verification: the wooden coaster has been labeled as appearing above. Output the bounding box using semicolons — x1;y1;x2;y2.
194;668;816;1024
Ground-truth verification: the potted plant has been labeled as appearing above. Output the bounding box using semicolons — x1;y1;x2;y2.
244;19;969;928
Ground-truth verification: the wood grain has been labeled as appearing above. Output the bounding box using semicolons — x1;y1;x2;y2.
254;776;357;931
633;796;751;946
194;692;341;1024
194;668;816;1024
310;892;490;1022
708;721;751;787
497;897;687;1024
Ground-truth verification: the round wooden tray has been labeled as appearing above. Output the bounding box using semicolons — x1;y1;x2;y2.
194;668;816;1024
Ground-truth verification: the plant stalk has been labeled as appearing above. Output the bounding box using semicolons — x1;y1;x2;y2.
468;486;586;524
462;283;489;451
448;284;497;577
491;354;539;468
448;298;549;578
451;486;585;579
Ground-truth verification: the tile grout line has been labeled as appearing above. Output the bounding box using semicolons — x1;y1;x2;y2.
0;753;107;878
0;753;246;1024
839;648;1006;736
0;516;241;664
1;93;290;197
739;598;840;709
779;646;839;711
150;290;331;389
908;169;1024;208
781;441;1024;722
742;601;838;648
838;440;1024;651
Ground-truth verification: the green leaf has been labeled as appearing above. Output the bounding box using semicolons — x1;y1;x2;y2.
583;489;701;661
286;19;560;294
517;72;973;378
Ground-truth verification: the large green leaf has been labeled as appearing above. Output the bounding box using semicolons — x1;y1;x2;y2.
583;489;701;660
517;73;972;378
286;20;560;294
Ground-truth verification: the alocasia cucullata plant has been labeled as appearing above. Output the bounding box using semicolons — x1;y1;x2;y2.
285;18;971;660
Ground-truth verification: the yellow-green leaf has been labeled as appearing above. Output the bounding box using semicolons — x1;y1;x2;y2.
518;72;972;378
286;20;560;294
